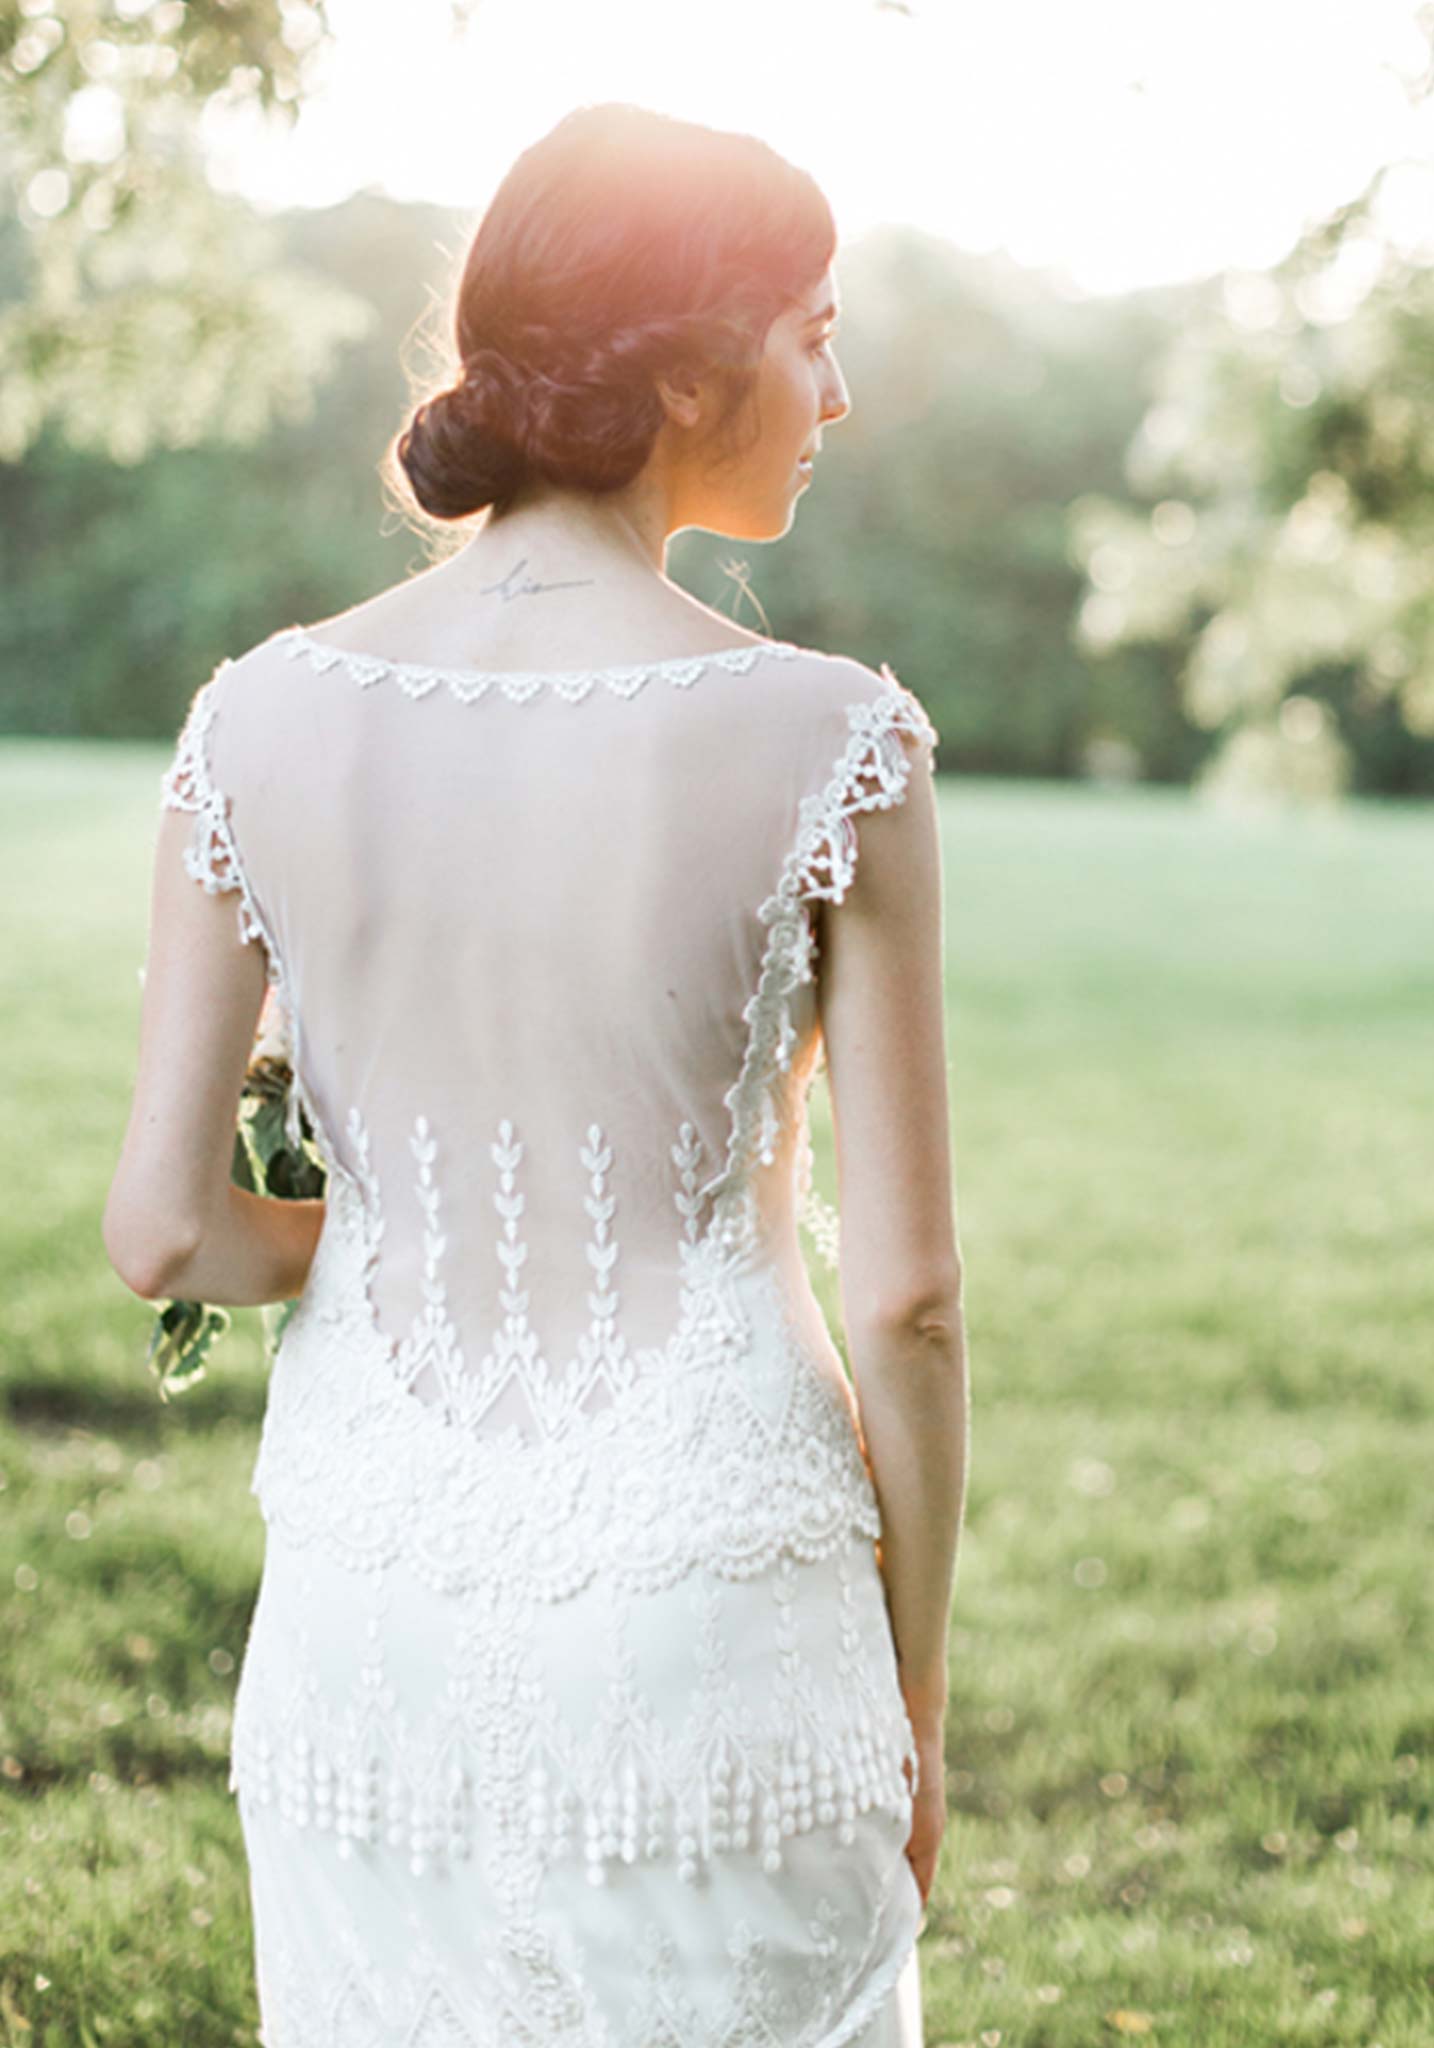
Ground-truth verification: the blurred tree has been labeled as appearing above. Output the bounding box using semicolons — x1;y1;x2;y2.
0;0;920;471
0;201;1216;786
0;0;372;462
0;188;458;735
1066;10;1434;798
678;225;1216;783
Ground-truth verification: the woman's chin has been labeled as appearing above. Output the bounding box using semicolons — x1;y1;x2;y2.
701;500;798;543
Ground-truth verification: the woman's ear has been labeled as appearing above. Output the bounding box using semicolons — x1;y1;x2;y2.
653;365;710;432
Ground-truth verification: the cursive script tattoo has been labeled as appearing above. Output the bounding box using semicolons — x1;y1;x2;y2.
479;558;597;604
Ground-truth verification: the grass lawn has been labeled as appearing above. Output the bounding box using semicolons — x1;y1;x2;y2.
2;737;1431;2046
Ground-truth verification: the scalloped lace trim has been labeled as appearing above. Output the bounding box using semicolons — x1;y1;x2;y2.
278;625;804;705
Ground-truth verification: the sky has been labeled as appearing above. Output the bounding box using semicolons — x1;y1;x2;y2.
197;0;1434;297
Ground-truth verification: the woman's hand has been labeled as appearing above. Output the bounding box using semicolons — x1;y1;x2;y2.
901;1692;948;1907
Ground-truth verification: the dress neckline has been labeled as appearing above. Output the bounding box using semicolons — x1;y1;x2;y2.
278;623;807;697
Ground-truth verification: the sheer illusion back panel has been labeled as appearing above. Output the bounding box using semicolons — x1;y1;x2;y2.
195;631;934;1446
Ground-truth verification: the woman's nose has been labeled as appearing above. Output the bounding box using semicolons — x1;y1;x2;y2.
822;367;851;426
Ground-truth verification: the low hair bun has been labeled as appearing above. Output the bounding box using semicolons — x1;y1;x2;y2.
396;348;528;520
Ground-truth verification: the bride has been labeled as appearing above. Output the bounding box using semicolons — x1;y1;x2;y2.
105;99;968;2048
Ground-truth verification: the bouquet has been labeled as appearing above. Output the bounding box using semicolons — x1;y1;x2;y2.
145;988;326;1401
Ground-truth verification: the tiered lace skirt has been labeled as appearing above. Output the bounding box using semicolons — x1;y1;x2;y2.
227;1194;926;2045
230;1522;925;2047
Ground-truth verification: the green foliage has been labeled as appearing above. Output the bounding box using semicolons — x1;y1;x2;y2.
679;230;1219;784
143;1298;230;1406
0;0;372;461
145;1052;325;1404
1;196;1224;787
7;0;1434;795
1066;23;1434;797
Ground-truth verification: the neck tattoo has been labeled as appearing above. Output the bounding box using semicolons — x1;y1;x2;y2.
479;557;597;604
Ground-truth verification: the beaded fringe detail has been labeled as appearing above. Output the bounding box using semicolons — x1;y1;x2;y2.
231;1694;915;1886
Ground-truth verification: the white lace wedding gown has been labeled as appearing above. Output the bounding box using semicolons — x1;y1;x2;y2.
158;617;940;2048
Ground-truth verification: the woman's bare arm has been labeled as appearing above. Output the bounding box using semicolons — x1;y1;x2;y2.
816;734;969;1712
103;802;324;1305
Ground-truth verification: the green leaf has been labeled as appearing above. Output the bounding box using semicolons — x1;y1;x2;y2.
145;1298;231;1402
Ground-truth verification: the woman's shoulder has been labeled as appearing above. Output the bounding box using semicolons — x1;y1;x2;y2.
202;593;928;739
779;643;935;728
273;580;776;678
260;565;849;680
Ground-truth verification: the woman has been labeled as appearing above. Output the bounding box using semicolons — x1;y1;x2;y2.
104;101;968;2048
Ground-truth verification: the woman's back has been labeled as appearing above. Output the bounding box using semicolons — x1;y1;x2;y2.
164;613;938;1567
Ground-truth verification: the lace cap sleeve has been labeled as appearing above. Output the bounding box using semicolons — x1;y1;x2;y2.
790;662;938;908
790;663;937;1270
697;660;938;1235
158;659;278;965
